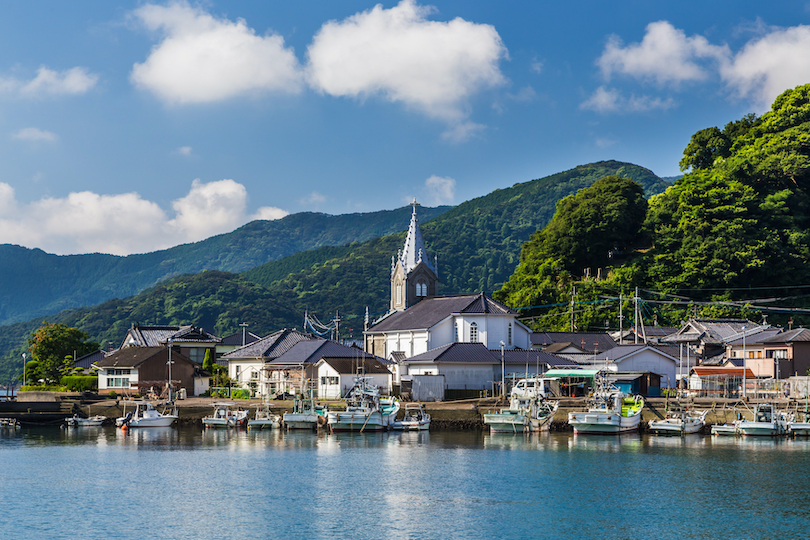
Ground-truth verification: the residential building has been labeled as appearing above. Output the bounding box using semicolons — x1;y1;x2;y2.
94;346;196;397
121;323;221;365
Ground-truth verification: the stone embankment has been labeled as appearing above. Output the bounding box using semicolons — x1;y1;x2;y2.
72;395;789;432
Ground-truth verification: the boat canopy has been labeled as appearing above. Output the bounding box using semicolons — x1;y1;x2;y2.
542;368;601;379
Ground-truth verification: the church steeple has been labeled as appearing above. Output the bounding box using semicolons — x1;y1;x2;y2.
390;199;439;312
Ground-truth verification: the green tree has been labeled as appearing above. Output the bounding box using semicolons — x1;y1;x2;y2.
679;127;731;171
202;349;214;373
27;322;99;384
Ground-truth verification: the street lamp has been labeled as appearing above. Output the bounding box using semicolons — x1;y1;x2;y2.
500;341;505;400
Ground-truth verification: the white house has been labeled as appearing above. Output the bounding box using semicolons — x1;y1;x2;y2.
580;345;682;389
315;356;393;399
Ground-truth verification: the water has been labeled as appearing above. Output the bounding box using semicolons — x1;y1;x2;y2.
2;427;809;540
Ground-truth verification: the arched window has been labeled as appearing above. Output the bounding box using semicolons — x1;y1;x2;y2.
396;282;402;305
470;322;478;343
416;281;427;297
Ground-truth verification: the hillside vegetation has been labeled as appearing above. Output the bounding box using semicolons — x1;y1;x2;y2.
0;161;667;381
0;206;449;326
496;84;810;331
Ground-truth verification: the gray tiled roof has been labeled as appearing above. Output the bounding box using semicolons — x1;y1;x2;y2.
662;319;763;345
124;324;221;347
759;328;810;343
220;331;262;347
367;293;516;333
581;344;680;364
531;332;616;353
268;339;383;366
94;346;192;369
319;356;392;375
404;343;574;366
222;328;316;359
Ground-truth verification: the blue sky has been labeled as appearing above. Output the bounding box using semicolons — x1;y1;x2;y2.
0;1;808;255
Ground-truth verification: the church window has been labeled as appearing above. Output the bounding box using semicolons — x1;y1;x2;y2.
416;281;427;297
470;322;479;343
396;282;402;305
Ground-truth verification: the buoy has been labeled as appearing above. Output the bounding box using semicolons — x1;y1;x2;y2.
121;424;128;431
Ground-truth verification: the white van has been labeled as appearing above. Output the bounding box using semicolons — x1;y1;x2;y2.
510;377;551;399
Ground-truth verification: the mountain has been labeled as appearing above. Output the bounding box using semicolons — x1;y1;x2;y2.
0;160;668;382
0;206;450;326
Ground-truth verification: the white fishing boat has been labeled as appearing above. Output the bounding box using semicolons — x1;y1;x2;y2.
326;376;400;433
283;395;328;430
738;403;788;437
203;402;248;428
66;414;107;427
116;401;178;428
484;396;558;433
648;407;708;435
0;418;20;429
392;403;431;431
528;399;559;432
788;407;810;436
247;401;281;430
568;374;644;434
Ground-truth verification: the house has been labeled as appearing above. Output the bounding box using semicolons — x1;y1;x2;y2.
216;329;262;358
72;349;107;374
94;346;196;397
757;328;810;378
402;342;575;395
688;366;757;398
661;318;769;361
723;328;784;374
314;356;393;399
531;331;617;353
611;326;678;345
579;344;682;391
121;323;221;365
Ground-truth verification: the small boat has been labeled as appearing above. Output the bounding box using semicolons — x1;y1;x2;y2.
738;403;788;437
283;395;328;430
483;396;558;433
326;376;400;433
66;414;107;427
116;401;178;428
0;417;20;429
247;401;281;430
392;403;431;431
648;407;708;435
203;402;248;428
568;374;644;434
711;422;739;436
789;408;810;436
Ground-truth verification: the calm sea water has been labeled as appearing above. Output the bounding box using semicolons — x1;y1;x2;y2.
2;427;808;540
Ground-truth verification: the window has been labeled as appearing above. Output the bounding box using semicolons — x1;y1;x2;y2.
508;323;513;346
454;322;459;342
396;282;402;305
416;281;427;297
470;322;479;343
321;376;338;385
188;348;206;364
251;371;259;379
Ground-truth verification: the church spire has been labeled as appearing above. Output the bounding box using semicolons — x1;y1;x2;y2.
399;199;435;274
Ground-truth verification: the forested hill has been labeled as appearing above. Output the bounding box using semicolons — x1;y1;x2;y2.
0;205;449;326
496;84;810;332
0;160;668;381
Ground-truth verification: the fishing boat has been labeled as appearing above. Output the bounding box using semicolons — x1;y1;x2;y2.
116;401;178;428
392;403;431;431
788;407;810;436
484;395;558;433
283;395;329;430
568;374;644;434
738;403;788;437
247;401;281;430
326;376;400;432
0;418;20;429
65;414;107;427
202;402;248;428
648;407;708;435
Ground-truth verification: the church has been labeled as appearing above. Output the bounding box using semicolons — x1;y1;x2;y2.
363;201;532;366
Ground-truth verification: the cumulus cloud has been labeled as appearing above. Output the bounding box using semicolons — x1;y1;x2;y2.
424;175;455;205
0;66;98;97
720;25;810;109
251;206;289;221
131;1;303;103
174;146;193;156
13;128;58;142
580;86;675;113
598;21;729;86
0;179;287;255
300;191;326;205
306;0;507;123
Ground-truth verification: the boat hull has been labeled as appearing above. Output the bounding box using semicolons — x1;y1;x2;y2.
790;422;810;436
711;423;739;436
392;420;430;431
247;418;279;430
283;413;322;430
327;411;386;432
738;421;785;437
483;410;528;433
569;411;641;434
129;416;177;428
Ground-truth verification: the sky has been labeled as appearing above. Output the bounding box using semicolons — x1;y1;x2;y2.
1;1;810;256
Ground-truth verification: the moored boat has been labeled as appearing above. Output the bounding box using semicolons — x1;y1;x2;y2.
283;395;328;430
116;401;178;428
326;376;399;433
247;401;281;430
66;414;107;427
392;403;431;431
738;403;788;437
648;407;707;435
568;374;644;434
203;402;248;428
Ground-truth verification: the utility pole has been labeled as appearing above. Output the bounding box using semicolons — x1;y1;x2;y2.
570;287;576;332
634;286;639;344
618;294;623;344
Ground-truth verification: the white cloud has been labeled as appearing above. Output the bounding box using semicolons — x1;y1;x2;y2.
21;66;98;95
306;0;507;124
581;86;675;113
300;191;327;205
250;206;288;221
0;66;98;97
424;175;455;205
0;179;287;255
598;21;729;86
13;127;58;142
531;59;544;74
174;146;193;156
441;121;485;143
720;25;810;109
131;1;303;104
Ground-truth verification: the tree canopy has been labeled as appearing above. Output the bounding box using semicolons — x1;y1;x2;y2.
27;322;99;384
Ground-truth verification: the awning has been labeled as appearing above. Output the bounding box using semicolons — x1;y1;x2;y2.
542;368;601;378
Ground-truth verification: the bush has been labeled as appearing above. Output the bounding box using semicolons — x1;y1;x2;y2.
60;376;98;392
109;390;117;398
232;389;250;399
